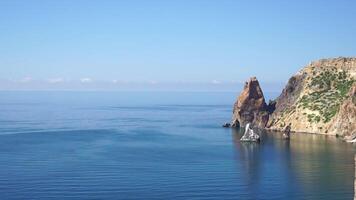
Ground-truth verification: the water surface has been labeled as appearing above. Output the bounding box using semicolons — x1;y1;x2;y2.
0;91;354;199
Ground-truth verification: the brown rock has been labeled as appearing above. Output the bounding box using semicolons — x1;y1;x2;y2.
267;57;356;135
272;73;306;115
231;77;269;128
230;57;356;137
328;83;356;137
266;72;307;128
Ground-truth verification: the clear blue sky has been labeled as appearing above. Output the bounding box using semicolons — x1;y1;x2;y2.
0;0;355;91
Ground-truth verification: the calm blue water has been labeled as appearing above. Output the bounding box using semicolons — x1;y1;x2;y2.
0;91;355;200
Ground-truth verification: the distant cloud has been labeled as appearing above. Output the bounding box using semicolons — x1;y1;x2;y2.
230;80;242;83
211;80;221;84
47;78;64;83
0;78;284;92
149;80;158;85
19;77;33;83
80;78;92;83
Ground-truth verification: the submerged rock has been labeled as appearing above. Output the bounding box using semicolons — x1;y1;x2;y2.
345;134;356;143
282;123;291;139
222;123;231;128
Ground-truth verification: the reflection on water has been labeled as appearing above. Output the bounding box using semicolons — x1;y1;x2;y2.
231;128;355;199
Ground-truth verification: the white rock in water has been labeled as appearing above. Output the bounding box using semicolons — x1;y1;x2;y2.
344;134;356;143
240;123;260;142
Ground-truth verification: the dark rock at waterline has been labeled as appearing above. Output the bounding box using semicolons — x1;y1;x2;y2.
222;123;231;128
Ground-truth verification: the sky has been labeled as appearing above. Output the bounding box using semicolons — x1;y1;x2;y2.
0;0;355;91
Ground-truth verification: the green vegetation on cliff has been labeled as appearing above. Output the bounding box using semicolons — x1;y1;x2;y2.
296;67;354;123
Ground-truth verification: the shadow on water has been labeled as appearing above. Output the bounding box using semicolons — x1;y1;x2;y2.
230;128;356;200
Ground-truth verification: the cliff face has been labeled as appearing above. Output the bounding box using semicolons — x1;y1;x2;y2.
231;77;271;128
327;83;356;136
267;57;356;136
232;57;356;137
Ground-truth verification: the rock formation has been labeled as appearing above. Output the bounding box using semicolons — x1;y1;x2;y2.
231;77;272;128
240;123;260;142
267;57;356;136
232;57;356;138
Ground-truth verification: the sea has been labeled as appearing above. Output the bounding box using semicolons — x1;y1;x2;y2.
0;91;354;200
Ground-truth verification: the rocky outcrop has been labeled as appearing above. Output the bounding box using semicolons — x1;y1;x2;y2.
267;57;356;136
222;123;231;128
231;77;271;128
266;73;306;127
231;57;356;138
240;123;260;142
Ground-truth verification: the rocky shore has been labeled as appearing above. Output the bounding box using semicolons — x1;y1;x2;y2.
231;57;356;139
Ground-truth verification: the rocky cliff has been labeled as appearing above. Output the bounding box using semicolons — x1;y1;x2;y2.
232;57;356;137
328;84;356;137
231;77;273;128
